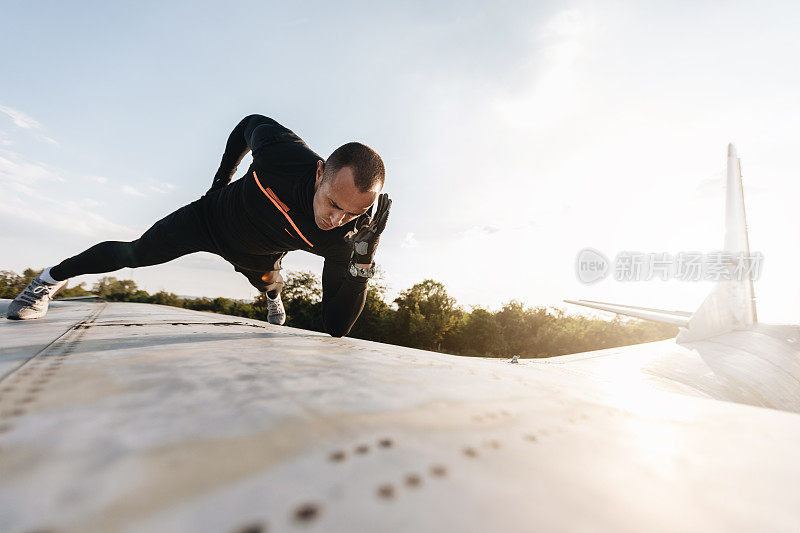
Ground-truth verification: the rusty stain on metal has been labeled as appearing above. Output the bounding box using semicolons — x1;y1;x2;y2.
404;474;422;488
377;484;395;499
293;503;320;522
429;465;447;477
233;521;266;533
328;450;346;462
354;444;369;454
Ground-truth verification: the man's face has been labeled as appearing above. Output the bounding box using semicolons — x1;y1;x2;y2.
312;161;380;230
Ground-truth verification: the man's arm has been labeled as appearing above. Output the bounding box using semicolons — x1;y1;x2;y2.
321;260;369;337
208;114;290;192
322;193;392;337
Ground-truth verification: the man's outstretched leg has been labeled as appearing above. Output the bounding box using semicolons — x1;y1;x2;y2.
7;202;213;320
6;268;67;319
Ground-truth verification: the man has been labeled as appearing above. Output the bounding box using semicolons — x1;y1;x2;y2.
6;114;391;337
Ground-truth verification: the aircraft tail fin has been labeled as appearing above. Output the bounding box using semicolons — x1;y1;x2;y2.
677;143;758;341
566;143;758;342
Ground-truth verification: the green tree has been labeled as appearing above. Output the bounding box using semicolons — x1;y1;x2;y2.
1;265;678;358
92;277;139;301
393;280;462;351
150;291;182;307
447;307;506;356
349;271;394;342
494;301;554;357
0;270;31;298
57;282;93;299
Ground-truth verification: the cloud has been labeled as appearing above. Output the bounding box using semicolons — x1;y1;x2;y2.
147;182;176;193
0;104;59;145
176;253;236;272
121;185;145;197
80;198;102;208
491;8;593;131
694;174;724;198
401;232;420;248
542;8;586;39
460;225;500;239
0;105;41;130
0;151;135;240
86;175;109;184
0;196;134;239
695;172;768;199
0;151;64;183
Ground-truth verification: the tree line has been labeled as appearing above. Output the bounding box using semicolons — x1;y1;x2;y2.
1;267;677;358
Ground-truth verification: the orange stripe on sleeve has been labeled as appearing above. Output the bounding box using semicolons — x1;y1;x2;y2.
253;171;314;248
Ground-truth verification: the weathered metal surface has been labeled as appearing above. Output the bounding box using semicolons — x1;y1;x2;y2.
1;300;800;533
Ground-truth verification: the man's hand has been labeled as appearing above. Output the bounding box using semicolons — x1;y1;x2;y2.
345;193;392;266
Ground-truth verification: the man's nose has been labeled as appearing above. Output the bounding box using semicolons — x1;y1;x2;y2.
330;211;346;226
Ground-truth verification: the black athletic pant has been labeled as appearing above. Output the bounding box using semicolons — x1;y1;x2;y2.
49;200;285;295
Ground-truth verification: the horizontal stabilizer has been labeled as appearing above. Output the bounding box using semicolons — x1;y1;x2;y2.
563;299;689;326
578;300;692;317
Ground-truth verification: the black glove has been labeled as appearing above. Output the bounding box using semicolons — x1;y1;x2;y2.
344;193;391;264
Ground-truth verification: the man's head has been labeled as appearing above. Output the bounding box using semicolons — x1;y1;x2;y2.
313;142;385;231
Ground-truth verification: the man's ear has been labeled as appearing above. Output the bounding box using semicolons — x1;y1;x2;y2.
315;160;325;188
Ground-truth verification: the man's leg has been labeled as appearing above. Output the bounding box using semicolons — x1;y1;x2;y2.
7;202;214;319
232;253;286;296
51;202;214;281
233;253;286;325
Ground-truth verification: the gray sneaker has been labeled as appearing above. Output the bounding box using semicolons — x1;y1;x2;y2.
6;275;66;320
266;292;286;325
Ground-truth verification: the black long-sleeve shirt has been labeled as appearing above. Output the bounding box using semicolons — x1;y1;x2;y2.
203;115;370;337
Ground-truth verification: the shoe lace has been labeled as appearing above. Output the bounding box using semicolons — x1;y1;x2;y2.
17;279;53;305
267;295;284;314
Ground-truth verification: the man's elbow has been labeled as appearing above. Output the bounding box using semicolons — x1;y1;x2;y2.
323;315;354;338
325;323;351;338
244;114;277;129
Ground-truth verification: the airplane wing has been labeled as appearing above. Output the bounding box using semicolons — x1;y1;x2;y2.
2;298;800;532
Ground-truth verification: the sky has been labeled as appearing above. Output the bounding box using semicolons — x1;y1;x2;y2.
2;1;799;323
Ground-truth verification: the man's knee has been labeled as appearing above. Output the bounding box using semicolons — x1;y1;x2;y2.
260;271;281;284
240;269;283;294
109;240;142;268
262;271;284;297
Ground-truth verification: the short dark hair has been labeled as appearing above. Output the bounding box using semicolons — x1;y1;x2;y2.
324;142;385;192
